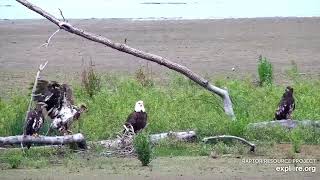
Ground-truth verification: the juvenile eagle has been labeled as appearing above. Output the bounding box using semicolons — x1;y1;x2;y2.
275;86;295;120
33;80;87;135
24;103;45;149
125;100;147;133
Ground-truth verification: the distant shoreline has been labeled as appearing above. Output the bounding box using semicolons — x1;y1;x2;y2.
1;16;320;21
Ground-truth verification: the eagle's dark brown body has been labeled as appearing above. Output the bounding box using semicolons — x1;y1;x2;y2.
125;111;147;133
25;105;44;149
275;86;295;120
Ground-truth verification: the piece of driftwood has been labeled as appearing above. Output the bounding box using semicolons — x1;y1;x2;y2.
100;131;197;150
202;135;256;152
16;0;235;120
149;131;196;143
0;133;87;149
247;120;320;129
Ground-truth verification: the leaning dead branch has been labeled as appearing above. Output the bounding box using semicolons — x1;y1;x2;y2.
16;0;235;120
0;133;87;149
247;119;320;129
39;29;60;48
202;135;256;152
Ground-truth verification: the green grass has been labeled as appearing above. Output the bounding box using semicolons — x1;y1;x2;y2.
134;132;152;166
0;147;75;169
258;56;273;85
1;73;320;144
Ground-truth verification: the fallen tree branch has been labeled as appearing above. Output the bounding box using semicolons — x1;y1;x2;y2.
100;131;197;150
16;0;235;120
202;135;256;152
149;130;196;143
247;120;320;129
0;133;87;149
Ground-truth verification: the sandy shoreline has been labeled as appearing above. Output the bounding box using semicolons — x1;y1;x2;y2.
0;17;320;96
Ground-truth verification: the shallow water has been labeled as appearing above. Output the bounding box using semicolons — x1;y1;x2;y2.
1;0;320;20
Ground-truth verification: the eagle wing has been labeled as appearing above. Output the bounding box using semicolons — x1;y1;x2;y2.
125;112;147;132
126;112;137;126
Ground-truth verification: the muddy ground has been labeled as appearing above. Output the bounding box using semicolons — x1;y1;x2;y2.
1;144;320;180
1;17;320;96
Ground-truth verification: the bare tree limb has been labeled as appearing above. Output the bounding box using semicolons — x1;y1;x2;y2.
0;133;87;149
202;135;256;152
16;0;235;120
39;29;60;48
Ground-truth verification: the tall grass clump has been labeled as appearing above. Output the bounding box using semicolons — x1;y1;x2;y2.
4;150;23;169
258;55;273;86
135;64;154;87
134;132;152;166
81;60;101;98
290;128;303;153
0;95;27;136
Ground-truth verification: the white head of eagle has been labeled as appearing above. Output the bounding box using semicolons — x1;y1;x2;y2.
134;100;145;112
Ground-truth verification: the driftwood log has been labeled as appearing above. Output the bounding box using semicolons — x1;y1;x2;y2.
0;133;87;149
202;135;256;152
149;131;197;143
100;131;197;150
16;0;235;120
247;120;320;129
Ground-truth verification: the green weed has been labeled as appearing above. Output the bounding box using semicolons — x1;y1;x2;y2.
258;55;273;86
134;132;152;166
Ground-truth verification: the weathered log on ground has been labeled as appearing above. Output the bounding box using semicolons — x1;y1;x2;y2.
0;133;87;149
16;0;235;120
100;131;197;149
247;120;320;129
149;131;196;143
202;135;256;152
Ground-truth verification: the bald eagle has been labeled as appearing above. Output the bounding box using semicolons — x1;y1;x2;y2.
24;103;45;149
275;86;295;120
125;101;147;133
33;80;87;135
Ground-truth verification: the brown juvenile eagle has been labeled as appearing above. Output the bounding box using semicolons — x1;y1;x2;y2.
33;80;87;135
24;103;46;149
125;100;147;133
274;86;295;120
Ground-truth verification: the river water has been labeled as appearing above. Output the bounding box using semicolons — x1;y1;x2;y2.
1;0;319;20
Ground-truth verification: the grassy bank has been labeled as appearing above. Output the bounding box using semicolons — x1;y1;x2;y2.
0;73;320;144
